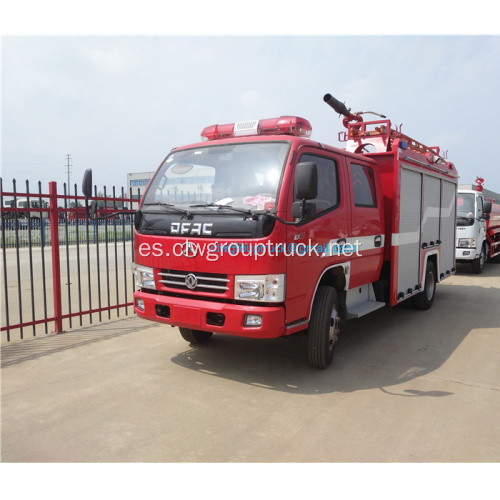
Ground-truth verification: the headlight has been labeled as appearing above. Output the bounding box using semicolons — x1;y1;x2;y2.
234;274;285;302
131;263;156;289
458;238;476;248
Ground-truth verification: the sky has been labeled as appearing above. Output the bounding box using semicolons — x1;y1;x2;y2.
2;34;500;198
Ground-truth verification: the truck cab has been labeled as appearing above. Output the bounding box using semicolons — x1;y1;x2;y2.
456;185;491;273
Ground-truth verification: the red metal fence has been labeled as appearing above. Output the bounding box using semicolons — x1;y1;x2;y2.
1;178;141;342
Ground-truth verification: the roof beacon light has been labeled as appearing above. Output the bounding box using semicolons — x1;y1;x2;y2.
201;116;312;141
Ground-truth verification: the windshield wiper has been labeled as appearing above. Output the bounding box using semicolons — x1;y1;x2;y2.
143;202;191;216
189;202;253;216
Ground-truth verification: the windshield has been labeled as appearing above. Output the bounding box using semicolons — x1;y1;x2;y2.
457;193;475;218
141;142;290;213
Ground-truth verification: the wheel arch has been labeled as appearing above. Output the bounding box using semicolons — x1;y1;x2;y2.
422;250;439;284
307;264;348;321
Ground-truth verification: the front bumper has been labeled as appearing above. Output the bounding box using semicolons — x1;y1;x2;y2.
134;290;286;339
456;248;479;261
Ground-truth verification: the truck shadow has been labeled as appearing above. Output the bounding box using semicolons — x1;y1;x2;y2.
170;265;500;395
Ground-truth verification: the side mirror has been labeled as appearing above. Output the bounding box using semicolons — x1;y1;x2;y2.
292;201;316;219
484;202;492;214
294;162;318;200
292;162;318;222
82;169;94;219
82;169;93;199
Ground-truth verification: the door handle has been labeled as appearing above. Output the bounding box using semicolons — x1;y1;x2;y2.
374;235;382;248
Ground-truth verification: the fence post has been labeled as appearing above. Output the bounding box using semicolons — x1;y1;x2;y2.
49;181;64;333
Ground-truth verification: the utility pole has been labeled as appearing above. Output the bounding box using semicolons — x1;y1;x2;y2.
65;154;72;191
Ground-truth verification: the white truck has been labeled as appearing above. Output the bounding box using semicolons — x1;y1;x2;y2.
456;179;500;273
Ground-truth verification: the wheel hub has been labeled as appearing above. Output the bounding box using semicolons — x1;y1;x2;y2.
329;309;340;348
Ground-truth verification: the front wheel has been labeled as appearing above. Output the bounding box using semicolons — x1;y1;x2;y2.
413;261;436;310
179;328;213;344
308;286;340;369
471;244;486;274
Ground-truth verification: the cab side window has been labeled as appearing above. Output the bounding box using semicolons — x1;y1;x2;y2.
296;154;339;214
350;164;377;207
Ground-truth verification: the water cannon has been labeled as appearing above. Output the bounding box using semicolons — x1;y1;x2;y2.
324;93;363;126
324;93;389;130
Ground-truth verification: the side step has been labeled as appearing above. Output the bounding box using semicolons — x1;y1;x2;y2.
347;300;386;319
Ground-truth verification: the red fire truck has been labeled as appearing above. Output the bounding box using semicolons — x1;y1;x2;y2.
126;94;458;368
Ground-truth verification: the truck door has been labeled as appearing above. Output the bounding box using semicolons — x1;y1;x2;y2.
476;194;487;242
347;162;384;288
285;149;350;325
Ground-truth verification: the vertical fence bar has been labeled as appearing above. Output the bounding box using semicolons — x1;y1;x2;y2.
94;185;102;322
126;186;139;313
130;191;136;307
103;186;111;319
122;187;128;316
112;186;120;317
38;181;48;333
74;183;83;326
1;178;11;341
63;183;72;328
85;196;93;324
13;179;24;339
49;181;63;333
26;181;36;336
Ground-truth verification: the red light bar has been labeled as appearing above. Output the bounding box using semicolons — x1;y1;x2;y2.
201;116;312;141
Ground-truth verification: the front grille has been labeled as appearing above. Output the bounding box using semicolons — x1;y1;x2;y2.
158;269;230;294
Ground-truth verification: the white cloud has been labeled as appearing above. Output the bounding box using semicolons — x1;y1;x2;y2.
81;44;140;76
240;90;262;110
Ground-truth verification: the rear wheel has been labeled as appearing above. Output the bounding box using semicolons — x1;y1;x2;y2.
179;328;213;344
308;286;340;369
413;261;436;310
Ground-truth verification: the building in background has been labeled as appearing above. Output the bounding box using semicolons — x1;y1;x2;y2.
127;171;155;199
127;167;214;203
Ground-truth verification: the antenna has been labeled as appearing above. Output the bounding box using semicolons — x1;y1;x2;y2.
65;154;72;190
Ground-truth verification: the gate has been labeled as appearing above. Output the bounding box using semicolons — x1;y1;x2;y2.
1;178;141;342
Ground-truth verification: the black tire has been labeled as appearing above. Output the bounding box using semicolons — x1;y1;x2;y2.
308;286;340;369
179;328;213;344
471;244;486;274
413;261;436;310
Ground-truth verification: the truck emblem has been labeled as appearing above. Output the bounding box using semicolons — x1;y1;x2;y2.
185;273;198;289
180;241;198;257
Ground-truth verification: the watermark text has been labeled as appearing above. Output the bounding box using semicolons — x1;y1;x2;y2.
138;239;362;261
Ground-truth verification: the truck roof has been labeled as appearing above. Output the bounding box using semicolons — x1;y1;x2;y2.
171;133;378;165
